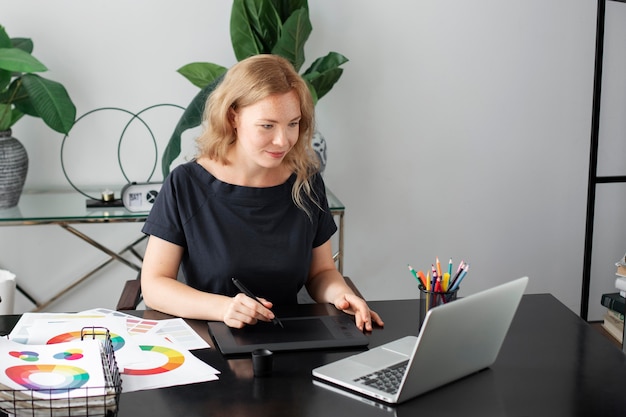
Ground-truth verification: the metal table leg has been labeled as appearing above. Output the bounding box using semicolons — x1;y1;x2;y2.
19;226;147;311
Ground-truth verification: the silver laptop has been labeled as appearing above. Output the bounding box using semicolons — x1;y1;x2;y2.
313;276;528;404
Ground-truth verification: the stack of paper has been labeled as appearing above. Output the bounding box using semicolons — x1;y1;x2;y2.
3;308;220;397
0;337;117;416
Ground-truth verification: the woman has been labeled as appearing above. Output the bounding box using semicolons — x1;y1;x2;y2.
141;54;383;331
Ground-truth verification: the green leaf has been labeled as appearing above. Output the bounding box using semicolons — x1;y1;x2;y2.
271;8;311;71
177;62;227;89
7;78;31;111
244;0;283;54
11;37;33;54
0;103;23;130
272;0;308;21
302;52;349;100
0;26;11;49
1;25;34;52
302;52;349;76
303;67;343;101
0;68;10;92
19;73;76;134
306;81;318;105
0;48;47;73
162;75;223;177
231;0;266;60
12;109;24;126
0;103;11;130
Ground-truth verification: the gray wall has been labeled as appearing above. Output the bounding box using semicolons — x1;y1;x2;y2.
1;0;619;321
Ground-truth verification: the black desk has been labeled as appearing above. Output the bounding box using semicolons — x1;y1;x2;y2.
2;295;626;416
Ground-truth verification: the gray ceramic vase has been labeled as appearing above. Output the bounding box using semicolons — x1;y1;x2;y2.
0;129;29;208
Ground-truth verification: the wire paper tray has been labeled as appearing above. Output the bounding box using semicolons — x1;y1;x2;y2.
0;327;122;417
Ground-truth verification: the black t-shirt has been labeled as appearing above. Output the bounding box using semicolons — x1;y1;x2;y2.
142;161;337;305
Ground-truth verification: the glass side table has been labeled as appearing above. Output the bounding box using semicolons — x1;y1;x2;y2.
0;188;345;311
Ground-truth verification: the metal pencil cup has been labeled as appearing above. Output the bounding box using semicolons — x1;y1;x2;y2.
419;284;459;328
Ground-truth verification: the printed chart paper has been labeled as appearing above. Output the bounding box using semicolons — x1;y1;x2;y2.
4;308;220;397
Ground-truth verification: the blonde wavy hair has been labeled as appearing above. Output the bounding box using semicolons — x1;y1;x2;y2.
196;54;321;215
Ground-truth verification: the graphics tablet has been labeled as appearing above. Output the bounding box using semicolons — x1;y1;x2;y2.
208;314;369;354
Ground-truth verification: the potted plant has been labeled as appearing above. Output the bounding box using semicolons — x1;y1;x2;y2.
161;0;348;177
0;24;76;208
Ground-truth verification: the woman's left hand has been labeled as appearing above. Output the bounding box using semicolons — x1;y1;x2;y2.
332;293;384;332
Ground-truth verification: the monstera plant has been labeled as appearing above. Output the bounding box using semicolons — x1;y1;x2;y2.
161;0;348;177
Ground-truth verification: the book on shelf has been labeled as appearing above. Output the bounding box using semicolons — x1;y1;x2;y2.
601;292;625;315
602;310;624;344
606;308;624;322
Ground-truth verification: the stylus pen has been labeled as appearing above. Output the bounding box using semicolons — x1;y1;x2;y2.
232;277;284;328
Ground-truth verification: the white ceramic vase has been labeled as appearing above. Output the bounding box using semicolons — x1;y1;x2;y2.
312;130;327;173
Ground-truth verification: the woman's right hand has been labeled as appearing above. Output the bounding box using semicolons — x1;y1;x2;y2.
223;293;276;328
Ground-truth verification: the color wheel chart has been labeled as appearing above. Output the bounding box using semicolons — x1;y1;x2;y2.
5;364;89;393
3;312;220;395
123;345;185;375
46;331;126;351
3;344;101;395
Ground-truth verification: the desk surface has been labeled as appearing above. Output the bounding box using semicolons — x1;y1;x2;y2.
0;188;345;225
2;295;625;417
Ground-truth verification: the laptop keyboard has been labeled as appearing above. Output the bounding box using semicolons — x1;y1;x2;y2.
353;360;409;394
